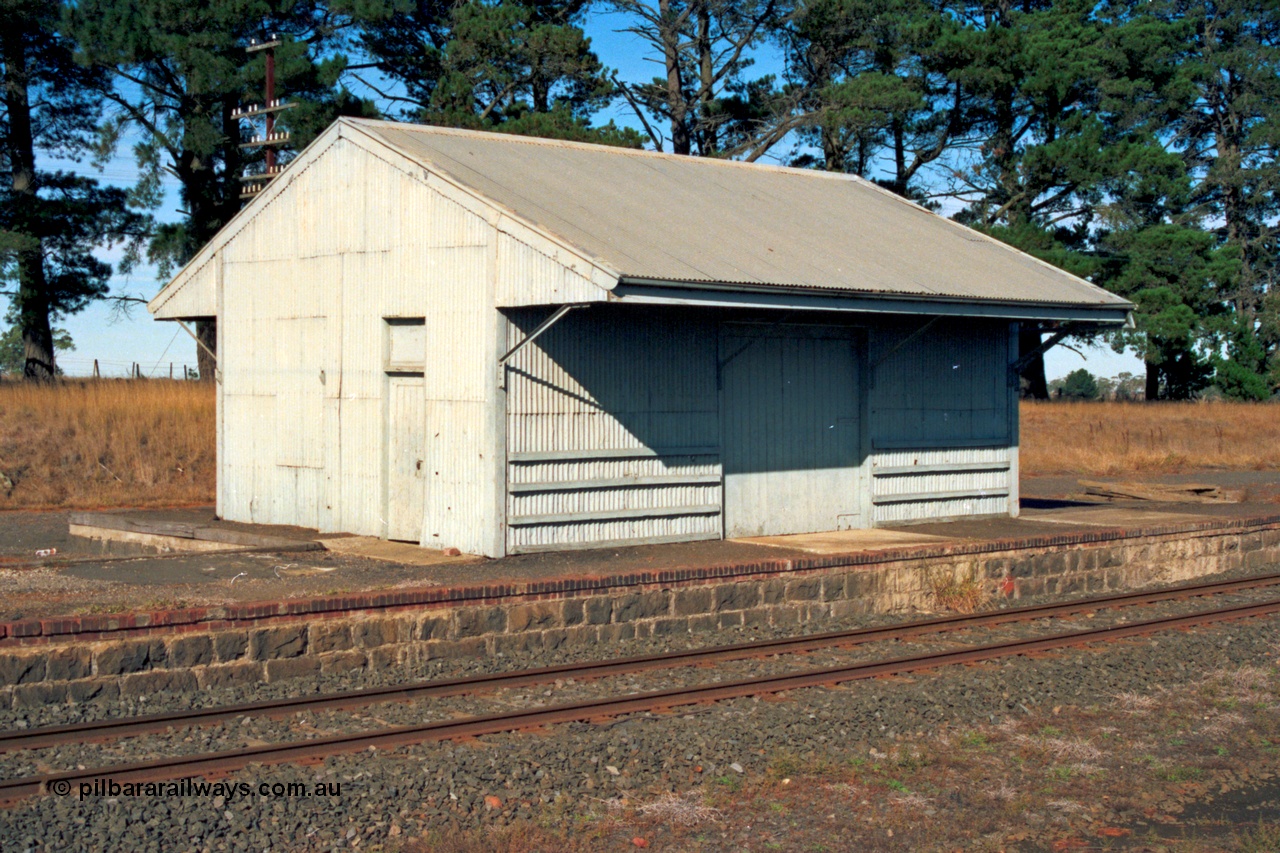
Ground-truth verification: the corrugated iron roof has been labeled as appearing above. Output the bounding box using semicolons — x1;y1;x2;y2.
348;119;1130;311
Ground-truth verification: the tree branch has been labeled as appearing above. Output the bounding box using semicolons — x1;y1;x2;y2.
612;74;664;150
102;91;181;165
477;80;520;123
351;73;423;110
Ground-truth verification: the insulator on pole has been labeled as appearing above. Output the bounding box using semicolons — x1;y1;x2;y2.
236;35;291;199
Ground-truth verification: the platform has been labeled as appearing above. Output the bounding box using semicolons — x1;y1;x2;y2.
0;473;1277;707
0;473;1275;624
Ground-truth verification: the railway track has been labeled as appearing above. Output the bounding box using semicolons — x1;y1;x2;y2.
2;573;1280;804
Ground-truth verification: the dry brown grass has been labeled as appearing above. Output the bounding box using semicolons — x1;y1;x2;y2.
0;379;215;510
1020;400;1280;476
0;386;1274;511
926;566;988;613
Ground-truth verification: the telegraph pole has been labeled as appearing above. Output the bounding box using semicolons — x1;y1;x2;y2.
236;36;294;199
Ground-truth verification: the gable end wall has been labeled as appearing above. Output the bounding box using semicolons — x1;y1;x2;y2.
216;136;508;555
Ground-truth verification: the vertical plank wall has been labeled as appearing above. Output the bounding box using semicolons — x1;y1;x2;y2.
867;317;1017;524
217;136;507;555
504;307;723;552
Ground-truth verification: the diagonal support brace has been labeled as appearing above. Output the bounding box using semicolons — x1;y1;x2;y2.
499;304;587;373
871;316;942;371
173;319;221;384
1009;325;1075;382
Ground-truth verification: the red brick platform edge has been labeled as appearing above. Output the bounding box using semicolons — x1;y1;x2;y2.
4;512;1278;646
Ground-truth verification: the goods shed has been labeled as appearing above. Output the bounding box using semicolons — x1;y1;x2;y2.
149;118;1132;558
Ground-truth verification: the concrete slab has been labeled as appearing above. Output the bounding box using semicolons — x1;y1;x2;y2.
68;511;322;552
316;536;481;567
1020;506;1210;527
68;524;247;553
735;528;954;554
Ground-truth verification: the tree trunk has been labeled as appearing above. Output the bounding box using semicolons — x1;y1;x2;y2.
1144;361;1159;402
533;78;548;114
1219;135;1254;319
659;0;690;155
195;319;217;382
992;84;1022;225
178;97;243;384
17;254;53;380
890;115;907;196
697;4;714;153
821;126;841;171
2;21;55;381
1018;327;1049;399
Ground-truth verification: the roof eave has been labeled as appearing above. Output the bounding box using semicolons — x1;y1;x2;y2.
610;278;1134;325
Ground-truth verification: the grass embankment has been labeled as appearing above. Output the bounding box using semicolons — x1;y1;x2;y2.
0;384;1276;509
0;379;215;510
1020;400;1280;477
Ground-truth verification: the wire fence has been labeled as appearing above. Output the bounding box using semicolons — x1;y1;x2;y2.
52;356;202;380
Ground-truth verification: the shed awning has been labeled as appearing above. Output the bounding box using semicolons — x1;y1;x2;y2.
608;279;1132;324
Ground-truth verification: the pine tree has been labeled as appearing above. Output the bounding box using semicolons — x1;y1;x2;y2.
938;0;1190;398
611;0;796;158
1086;0;1277;399
1059;367;1099;399
1154;0;1280;397
1101;224;1235;398
362;0;641;146
0;0;141;381
784;0;968;200
69;0;385;380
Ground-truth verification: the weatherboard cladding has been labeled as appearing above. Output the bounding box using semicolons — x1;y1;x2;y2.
351;119;1130;310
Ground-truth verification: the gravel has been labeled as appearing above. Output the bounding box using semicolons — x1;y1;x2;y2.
2;565;1280;852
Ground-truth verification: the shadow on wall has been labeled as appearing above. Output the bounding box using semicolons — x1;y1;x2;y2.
502;303;871;477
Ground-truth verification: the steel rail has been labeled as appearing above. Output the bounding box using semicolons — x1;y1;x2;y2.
2;597;1279;804
3;571;1279;754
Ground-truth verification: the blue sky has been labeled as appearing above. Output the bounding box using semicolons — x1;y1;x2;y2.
27;11;1143;381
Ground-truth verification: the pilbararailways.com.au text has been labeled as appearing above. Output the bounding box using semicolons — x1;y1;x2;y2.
52;778;342;800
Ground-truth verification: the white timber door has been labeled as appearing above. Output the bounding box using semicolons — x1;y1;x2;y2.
720;324;862;537
383;318;428;542
385;375;426;541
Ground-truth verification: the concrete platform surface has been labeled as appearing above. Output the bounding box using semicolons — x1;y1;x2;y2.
1019;506;1211;527
316;536;481;567
737;528;953;553
0;471;1274;623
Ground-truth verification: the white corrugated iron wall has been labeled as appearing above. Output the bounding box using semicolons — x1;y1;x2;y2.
216;136;505;554
867;318;1016;524
495;232;606;306
151;254;218;319
504;307;722;552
